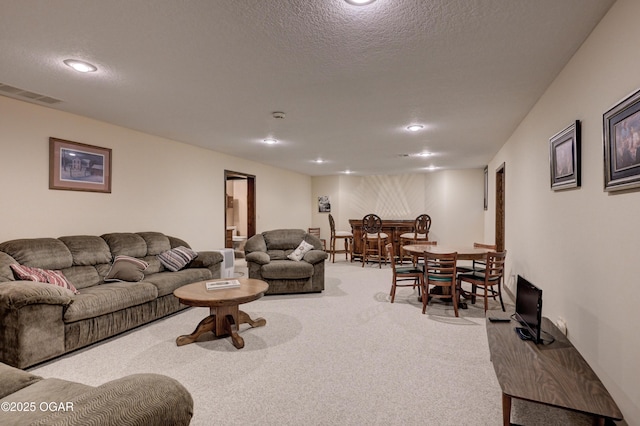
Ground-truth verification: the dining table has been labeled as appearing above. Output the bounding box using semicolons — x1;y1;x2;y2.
402;244;493;261
402;244;495;308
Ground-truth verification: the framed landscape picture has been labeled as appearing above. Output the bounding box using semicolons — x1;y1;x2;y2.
603;89;640;191
49;137;112;193
549;120;581;191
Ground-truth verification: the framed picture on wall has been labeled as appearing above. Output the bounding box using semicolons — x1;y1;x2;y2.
549;120;581;191
603;89;640;191
318;195;331;213
49;137;112;193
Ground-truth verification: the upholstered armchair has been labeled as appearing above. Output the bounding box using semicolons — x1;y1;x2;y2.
244;229;327;294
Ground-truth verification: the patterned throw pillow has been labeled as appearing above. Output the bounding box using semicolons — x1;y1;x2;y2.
104;255;149;282
10;264;79;294
287;240;314;261
157;246;198;272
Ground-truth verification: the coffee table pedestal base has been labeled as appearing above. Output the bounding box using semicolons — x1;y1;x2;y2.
176;306;266;349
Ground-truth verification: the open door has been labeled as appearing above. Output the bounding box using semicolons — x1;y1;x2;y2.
224;170;256;250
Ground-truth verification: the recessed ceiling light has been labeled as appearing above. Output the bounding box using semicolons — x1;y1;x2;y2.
343;170;353;174
63;59;97;73
263;138;278;145
407;124;424;132
345;0;376;5
424;165;438;171
416;152;432;157
313;159;325;164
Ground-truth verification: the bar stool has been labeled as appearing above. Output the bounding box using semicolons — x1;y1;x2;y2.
399;214;431;265
361;214;388;268
307;227;326;251
328;214;353;262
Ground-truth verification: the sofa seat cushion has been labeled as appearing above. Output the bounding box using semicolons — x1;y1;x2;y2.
144;268;213;297
63;282;158;322
261;260;313;280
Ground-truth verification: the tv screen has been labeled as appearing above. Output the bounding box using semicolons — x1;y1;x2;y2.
515;275;543;344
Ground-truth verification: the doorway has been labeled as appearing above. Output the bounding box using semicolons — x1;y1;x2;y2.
224;170;256;251
495;163;505;252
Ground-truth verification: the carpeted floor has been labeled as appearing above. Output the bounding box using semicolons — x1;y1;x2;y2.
30;260;593;425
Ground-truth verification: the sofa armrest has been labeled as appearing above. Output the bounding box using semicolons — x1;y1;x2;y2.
0;362;43;399
303;250;328;265
31;373;193;426
189;251;223;268
0;281;74;310
245;251;270;265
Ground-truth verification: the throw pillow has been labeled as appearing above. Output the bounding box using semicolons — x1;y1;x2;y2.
104;255;149;282
287;240;314;261
10;264;79;294
157;246;198;272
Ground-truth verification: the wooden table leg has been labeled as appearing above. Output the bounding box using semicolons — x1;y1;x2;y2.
239;310;266;328
502;393;512;426
176;306;266;349
223;313;244;349
176;315;215;346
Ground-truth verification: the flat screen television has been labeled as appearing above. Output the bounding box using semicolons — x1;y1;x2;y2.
514;275;543;344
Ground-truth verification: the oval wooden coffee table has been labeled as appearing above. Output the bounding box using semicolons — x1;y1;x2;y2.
173;278;268;349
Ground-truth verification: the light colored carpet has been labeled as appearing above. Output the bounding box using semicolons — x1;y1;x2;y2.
30;260;593;425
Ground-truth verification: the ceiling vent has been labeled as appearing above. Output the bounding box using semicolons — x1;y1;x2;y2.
0;83;62;105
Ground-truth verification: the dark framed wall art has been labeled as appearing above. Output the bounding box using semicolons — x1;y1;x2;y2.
549;120;581;191
49;137;112;193
603;89;640;191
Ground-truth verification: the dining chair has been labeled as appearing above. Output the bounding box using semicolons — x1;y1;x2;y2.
456;242;497;274
328;214;353;262
457;250;507;313
385;243;424;303
361;214;388;268
307;227;326;251
422;250;459;316
399;214;431;264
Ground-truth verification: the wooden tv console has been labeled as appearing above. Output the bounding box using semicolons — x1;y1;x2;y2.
486;316;622;425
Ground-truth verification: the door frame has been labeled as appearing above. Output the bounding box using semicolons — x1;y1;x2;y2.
224;170;256;246
495;163;505;252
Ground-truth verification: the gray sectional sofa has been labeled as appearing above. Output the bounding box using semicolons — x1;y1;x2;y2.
244;229;327;294
0;232;223;369
0;361;193;425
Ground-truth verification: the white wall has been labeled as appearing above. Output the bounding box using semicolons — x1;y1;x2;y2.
487;0;639;421
312;170;484;246
0;96;312;249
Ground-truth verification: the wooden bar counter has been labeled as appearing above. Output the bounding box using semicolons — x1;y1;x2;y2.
349;219;415;259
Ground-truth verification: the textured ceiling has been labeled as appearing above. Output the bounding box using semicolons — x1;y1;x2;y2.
0;0;615;176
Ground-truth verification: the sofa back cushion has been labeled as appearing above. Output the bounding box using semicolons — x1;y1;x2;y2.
137;232;171;255
0;252;18;282
0;238;73;270
262;229;306;250
59;236;112;266
101;233;147;258
61;265;103;290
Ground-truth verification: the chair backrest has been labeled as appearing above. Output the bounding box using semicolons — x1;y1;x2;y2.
384;243;396;271
483;251;507;283
424;250;458;284
414;214;431;237
362;214;383;234
308;227;321;239
328;214;336;235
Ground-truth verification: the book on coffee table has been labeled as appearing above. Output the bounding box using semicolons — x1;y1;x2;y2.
205;279;241;290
